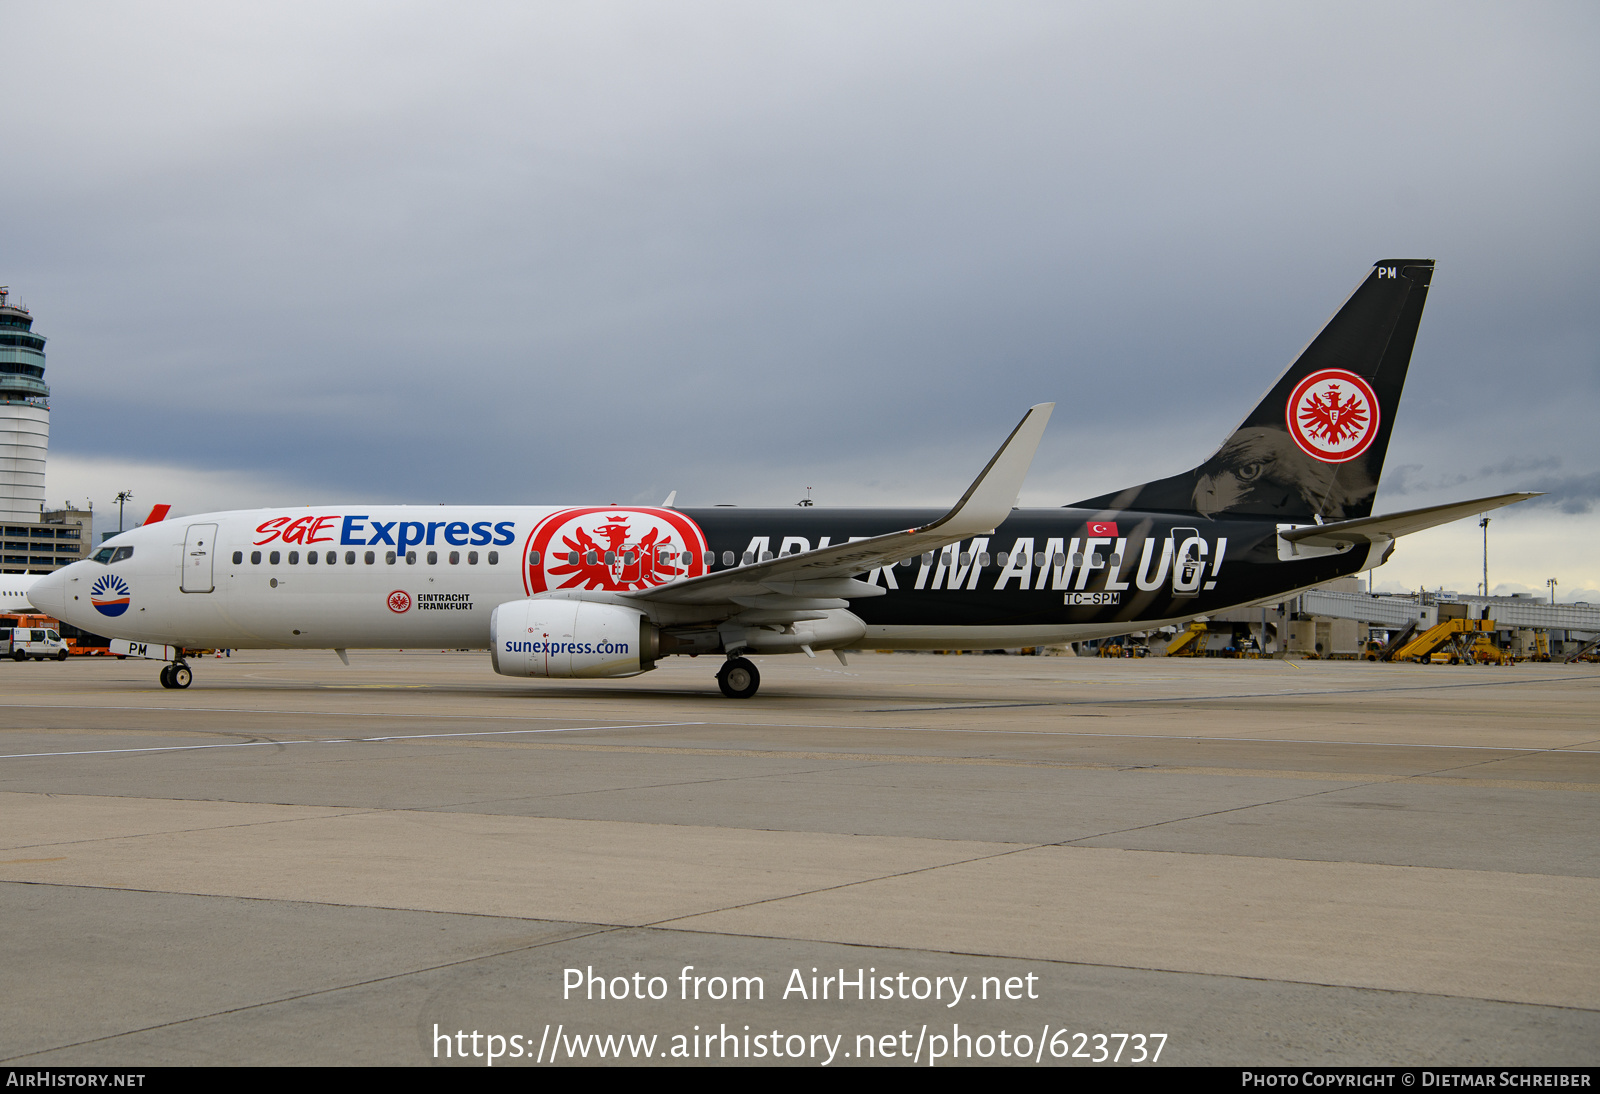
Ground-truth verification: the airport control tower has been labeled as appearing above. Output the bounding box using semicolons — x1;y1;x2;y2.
0;287;49;523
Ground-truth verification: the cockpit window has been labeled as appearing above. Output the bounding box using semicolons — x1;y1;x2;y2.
111;546;134;563
92;548;114;563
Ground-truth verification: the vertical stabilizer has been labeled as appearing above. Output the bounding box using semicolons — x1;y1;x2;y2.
1072;260;1433;520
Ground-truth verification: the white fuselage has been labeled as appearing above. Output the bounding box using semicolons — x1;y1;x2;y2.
31;507;540;650
2;574;43;617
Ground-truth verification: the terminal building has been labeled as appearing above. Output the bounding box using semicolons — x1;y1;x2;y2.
0;288;90;574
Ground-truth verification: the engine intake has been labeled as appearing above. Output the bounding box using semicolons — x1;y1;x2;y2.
490;599;658;678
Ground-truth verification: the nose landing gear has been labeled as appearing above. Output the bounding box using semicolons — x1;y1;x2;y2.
716;656;760;699
159;661;193;689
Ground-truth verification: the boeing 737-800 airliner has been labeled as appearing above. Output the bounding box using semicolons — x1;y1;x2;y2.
29;260;1534;696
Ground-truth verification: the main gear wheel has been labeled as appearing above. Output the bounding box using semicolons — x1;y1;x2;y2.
716;656;760;699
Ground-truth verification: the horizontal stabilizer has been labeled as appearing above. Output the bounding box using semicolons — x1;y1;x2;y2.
1278;492;1540;549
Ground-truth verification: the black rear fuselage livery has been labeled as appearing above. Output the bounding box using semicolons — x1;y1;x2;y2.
30;260;1534;696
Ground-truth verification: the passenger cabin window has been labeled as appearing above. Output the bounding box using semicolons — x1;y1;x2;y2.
448;551;459;565
232;551;243;564
345;551;356;565
468;551;478;565
527;550;539;566
385;551;396;565
288;551;299;564
406;551;417;565
307;551;318;565
251;551;262;564
269;551;281;564
365;551;375;565
426;551;437;565
487;551;499;565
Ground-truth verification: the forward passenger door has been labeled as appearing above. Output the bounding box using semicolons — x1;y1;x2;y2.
181;523;217;593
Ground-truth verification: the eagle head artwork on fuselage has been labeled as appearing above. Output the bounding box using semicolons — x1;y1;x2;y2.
1190;427;1378;519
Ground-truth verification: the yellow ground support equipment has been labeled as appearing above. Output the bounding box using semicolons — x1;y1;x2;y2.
1470;633;1513;665
1389;618;1497;664
1532;631;1551;662
1166;622;1209;657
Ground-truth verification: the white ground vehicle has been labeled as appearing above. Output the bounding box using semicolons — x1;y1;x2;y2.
2;627;68;661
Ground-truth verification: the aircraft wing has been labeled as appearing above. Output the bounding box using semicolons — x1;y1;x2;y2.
1277;491;1540;550
624;403;1054;607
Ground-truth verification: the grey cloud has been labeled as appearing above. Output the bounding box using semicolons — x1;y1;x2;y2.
1522;472;1600;515
1;4;1596;507
1381;455;1565;498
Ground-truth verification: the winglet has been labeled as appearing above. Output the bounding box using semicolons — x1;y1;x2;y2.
626;402;1055;605
142;504;172;525
916;403;1054;538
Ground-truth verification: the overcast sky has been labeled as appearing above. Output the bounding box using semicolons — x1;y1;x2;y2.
3;2;1596;598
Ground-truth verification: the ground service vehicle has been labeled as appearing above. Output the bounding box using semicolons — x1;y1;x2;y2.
2;626;68;661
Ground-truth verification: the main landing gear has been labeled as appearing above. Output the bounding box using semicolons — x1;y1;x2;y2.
159;661;193;689
716;656;760;699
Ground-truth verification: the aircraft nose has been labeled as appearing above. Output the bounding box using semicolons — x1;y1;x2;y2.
27;567;67;617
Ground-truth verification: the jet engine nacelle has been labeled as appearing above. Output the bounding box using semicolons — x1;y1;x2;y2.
490;598;657;679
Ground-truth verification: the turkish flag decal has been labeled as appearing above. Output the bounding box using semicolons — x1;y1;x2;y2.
1087;522;1119;536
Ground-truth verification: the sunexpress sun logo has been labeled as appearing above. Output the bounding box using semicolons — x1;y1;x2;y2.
91;574;132;617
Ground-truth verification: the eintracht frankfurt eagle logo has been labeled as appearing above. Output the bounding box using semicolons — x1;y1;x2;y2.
523;507;710;595
1286;368;1380;463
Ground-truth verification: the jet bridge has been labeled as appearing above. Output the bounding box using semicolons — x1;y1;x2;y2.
1299;590;1600;631
1454;596;1600;632
1299;590;1437;630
